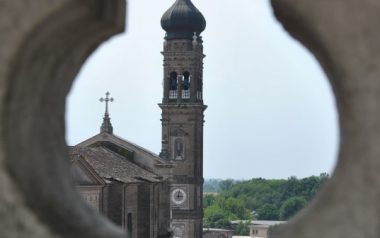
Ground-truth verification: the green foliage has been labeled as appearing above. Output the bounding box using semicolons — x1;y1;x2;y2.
204;205;232;229
203;173;329;230
203;194;217;208
256;204;279;220
203;179;222;193
217;197;251;220
235;221;250;236
279;196;307;220
203;197;251;229
219;179;236;192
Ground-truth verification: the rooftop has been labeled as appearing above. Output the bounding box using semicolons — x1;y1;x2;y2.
70;146;162;183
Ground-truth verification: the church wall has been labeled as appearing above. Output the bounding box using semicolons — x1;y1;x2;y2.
152;184;159;238
172;219;202;238
137;183;152;238
102;185;110;218
125;182;164;238
78;186;103;212
125;184;138;238
103;183;125;227
161;106;204;177
158;181;171;237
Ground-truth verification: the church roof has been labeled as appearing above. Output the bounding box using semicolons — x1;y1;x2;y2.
161;0;206;40
76;132;173;173
70;146;163;184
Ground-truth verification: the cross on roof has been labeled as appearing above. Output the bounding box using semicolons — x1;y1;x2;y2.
100;92;114;115
99;92;114;134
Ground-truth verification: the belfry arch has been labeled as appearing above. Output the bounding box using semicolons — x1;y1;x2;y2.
169;72;178;91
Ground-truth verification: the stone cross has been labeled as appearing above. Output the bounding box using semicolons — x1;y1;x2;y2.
99;92;114;115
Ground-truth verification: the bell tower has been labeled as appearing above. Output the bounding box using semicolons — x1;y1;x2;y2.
159;0;206;237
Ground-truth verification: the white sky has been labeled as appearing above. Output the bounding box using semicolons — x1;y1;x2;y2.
66;0;339;179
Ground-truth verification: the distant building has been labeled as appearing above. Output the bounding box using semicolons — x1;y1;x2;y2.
248;221;286;238
203;228;233;238
230;220;286;238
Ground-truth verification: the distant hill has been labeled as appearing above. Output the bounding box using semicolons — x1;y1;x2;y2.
203;174;329;235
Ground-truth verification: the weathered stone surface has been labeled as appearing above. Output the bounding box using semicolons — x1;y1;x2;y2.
2;0;380;237
271;0;380;237
0;1;126;237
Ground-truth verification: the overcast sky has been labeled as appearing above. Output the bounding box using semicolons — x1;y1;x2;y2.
66;0;339;179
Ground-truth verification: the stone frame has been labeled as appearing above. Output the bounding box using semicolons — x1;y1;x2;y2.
0;1;126;237
1;0;380;238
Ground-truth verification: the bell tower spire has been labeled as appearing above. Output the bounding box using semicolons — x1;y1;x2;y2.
99;91;114;134
159;0;206;237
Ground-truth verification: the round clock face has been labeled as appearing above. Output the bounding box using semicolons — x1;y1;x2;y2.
171;188;186;205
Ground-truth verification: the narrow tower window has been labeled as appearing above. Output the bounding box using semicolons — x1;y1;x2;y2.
183;72;190;90
182;71;190;99
169;72;178;99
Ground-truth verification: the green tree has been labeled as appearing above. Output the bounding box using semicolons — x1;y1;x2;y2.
203;197;251;229
257;204;279;220
203;174;329;226
203;205;231;229
215;197;251;220
235;221;250;235
219;179;235;191
203;194;216;208
204;179;222;193
279;196;307;220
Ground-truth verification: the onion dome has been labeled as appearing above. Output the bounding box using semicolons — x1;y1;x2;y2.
161;0;206;40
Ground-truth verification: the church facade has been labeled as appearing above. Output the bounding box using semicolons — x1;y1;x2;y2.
69;135;172;238
69;1;207;238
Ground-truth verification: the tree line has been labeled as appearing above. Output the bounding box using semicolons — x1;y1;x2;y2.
203;174;329;234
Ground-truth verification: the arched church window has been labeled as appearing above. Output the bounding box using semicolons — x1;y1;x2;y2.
169;72;178;90
169;72;178;99
182;71;190;90
182;71;190;99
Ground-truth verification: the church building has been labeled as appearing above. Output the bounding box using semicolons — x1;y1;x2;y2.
69;1;207;237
